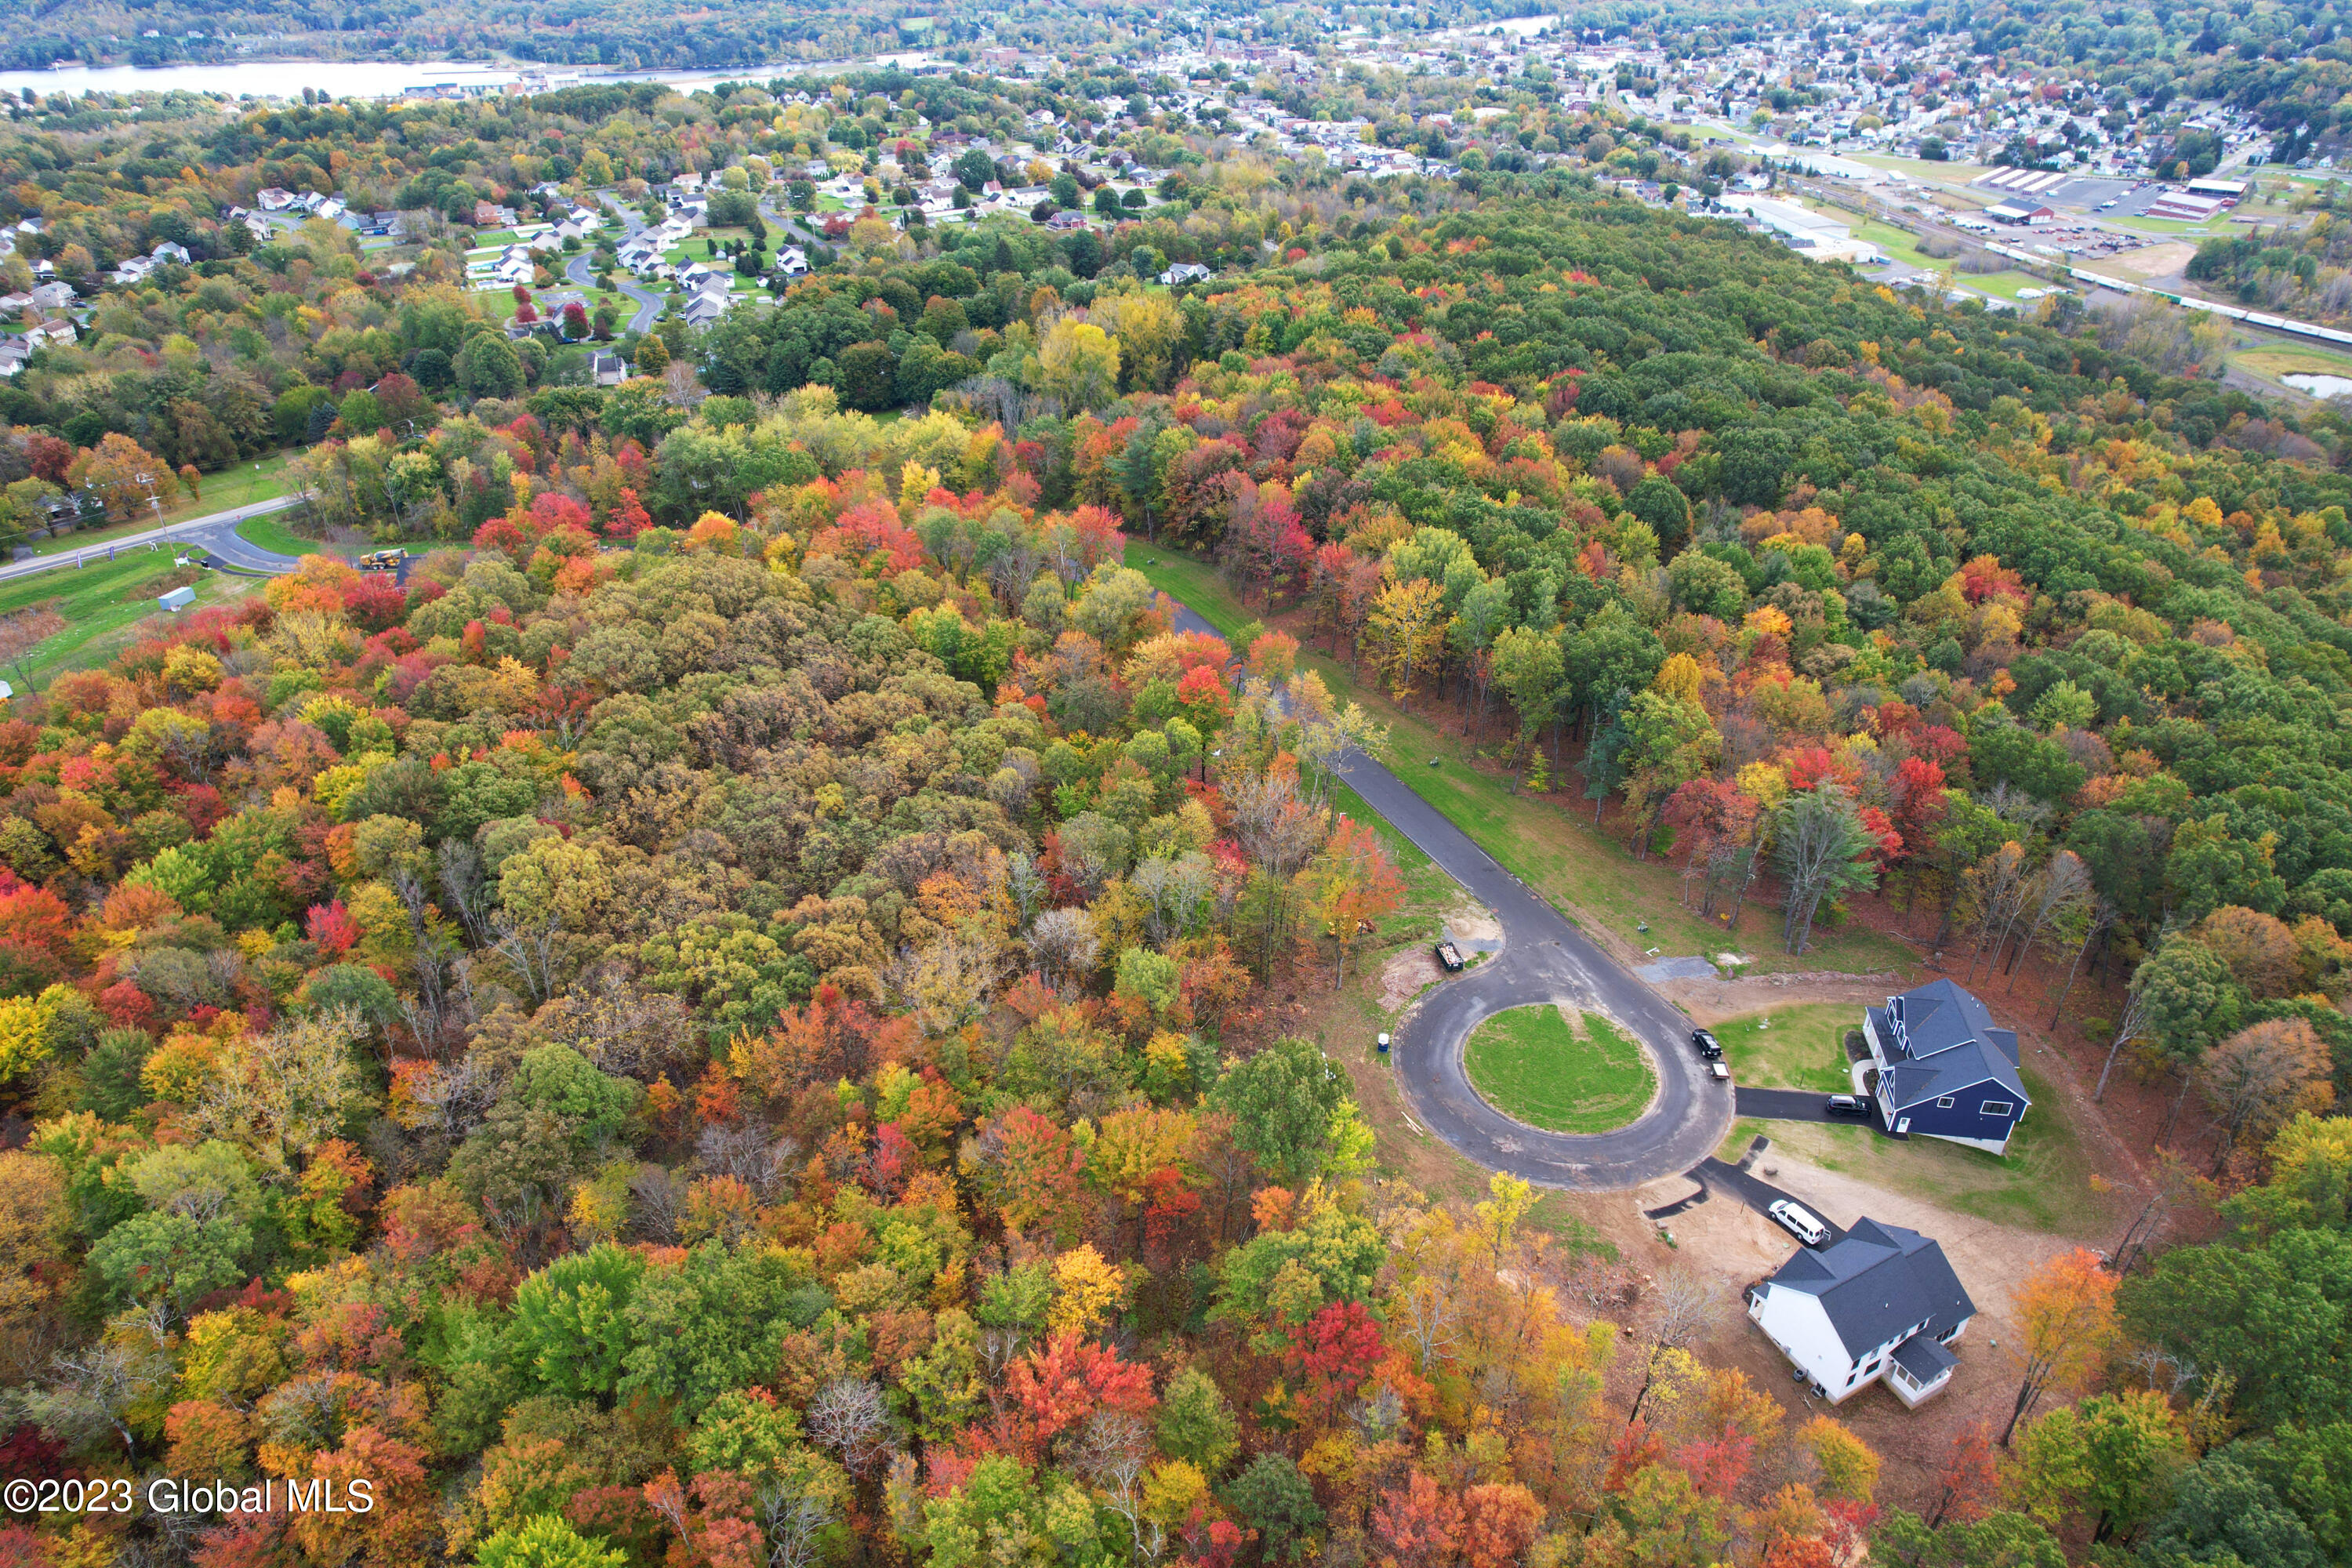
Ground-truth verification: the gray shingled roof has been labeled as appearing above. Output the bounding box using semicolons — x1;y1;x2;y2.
1766;1217;1977;1360
1872;978;2029;1114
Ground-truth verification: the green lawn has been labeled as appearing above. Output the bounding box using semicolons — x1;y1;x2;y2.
0;547;252;688
1464;1004;1656;1133
235;512;326;559
1126;543;1913;975
1724;1065;2104;1234
25;454;295;557
1711;1004;1857;1093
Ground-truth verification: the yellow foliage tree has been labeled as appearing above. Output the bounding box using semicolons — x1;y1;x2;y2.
1047;1243;1127;1335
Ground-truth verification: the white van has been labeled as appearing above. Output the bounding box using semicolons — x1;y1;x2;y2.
1768;1200;1830;1247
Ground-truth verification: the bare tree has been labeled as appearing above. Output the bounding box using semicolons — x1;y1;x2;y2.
1396;1269;1465;1375
1225;764;1330;970
2108;1151;2209;1276
1027;907;1099;993
1625;1267;1715;1425
2092;981;2150;1103
491;909;563;1004
1073;1410;1164;1561
2005;851;2094;993
26;1340;171;1456
437;837;495;947
806;1377;893;1475
757;1468;840;1568
629;1163;688;1243
1961;841;2033;983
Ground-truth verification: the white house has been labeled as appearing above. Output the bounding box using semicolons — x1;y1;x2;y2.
24;318;75;348
1746;1217;1976;1408
775;245;810;278
256;187;297;211
590;350;626;387
26;281;75;311
1160;262;1212;285
151;241;191;266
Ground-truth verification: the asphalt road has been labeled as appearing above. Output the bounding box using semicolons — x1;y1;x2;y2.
0;494;305;586
567;248;664;336
1158;594;1732;1191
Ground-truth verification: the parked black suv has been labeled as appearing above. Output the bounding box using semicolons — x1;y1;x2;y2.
1690;1029;1722;1059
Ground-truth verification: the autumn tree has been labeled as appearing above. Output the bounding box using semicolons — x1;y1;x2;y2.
2002;1248;2122;1445
1304;815;1406;989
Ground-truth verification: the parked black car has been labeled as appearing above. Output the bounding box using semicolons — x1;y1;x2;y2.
1691;1029;1722;1059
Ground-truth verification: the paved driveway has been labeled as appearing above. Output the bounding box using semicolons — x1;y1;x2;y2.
1158;593;1733;1190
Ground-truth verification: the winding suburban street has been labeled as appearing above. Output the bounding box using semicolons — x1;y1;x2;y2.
565;247;664;336
1160;595;1733;1191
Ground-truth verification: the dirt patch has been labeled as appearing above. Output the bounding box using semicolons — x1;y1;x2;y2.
1377;946;1442;1013
2110;240;2195;279
1446;898;1502;946
1656;968;1914;1025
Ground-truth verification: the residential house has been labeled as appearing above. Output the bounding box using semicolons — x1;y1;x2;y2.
362;212;403;237
256;187;297;211
24;318;75;349
151;241;192;266
0;339;29;377
14;218;42;237
681;291;730;328
775;245;810;278
0;294;28;317
1044;209;1090;231
590;351;626;387
26;282;75;311
111;256;155;285
1747;1218;1976;1407
1860;980;2031;1153
474;201;519;228
1159;262;1212;285
565;206;602;230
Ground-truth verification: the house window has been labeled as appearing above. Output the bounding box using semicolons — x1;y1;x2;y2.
1935;1095;1955;1109
1980;1100;2014;1117
1864;1359;1881;1377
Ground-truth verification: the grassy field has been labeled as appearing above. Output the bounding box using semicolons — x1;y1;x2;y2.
1714;1063;2099;1233
0;548;251;688
25;455;295;557
235;512;328;559
1125;543;1913;975
1711;1004;1857;1092
1464;1004;1656;1133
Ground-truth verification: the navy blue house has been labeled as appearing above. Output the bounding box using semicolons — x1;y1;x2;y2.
1860;980;2031;1154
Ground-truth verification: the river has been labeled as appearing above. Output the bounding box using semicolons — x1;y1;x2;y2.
0;49;951;103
